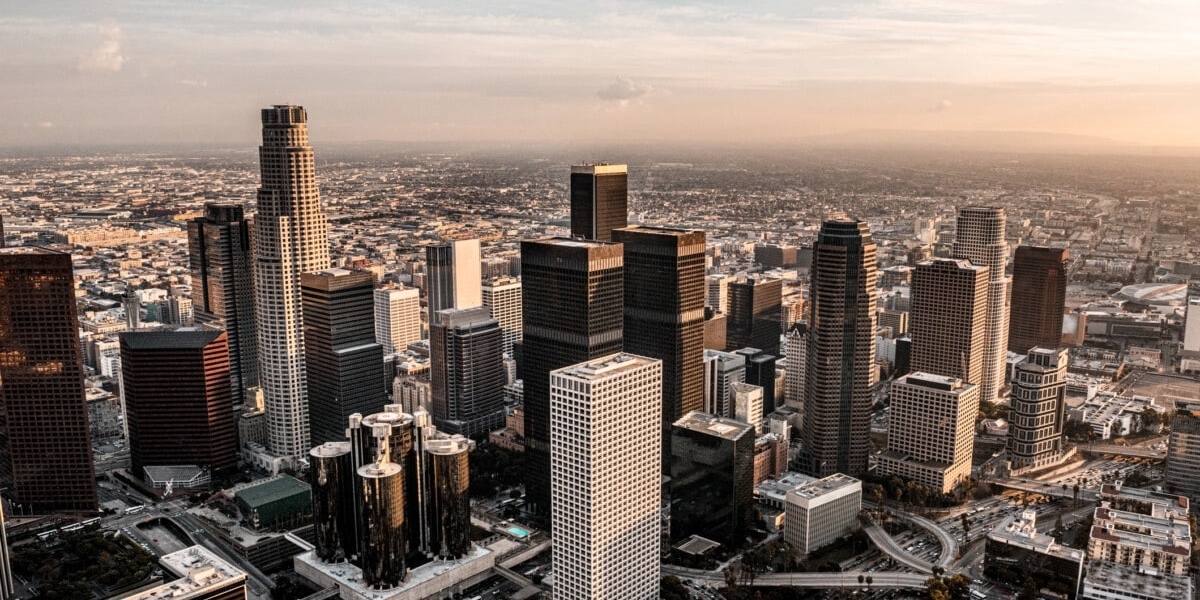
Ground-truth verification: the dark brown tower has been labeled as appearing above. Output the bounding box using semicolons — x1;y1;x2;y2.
726;276;783;356
120;330;238;481
520;238;623;520
0;247;97;513
569;164;628;242
1009;246;1068;354
613;226;706;471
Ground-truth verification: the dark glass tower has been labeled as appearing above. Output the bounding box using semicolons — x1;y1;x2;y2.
0;247;97;513
569;164;628;242
120;330;239;481
429;306;506;437
424;436;472;559
301;269;387;446
1009;246;1068;354
670;411;755;546
804;219;877;478
736;347;777;412
612;226;706;471
726;276;783;356
520;238;624;520
188;202;258;406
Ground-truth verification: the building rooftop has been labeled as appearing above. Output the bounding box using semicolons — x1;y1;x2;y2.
123;546;246;600
1083;561;1193;600
674;411;754;441
554;353;659;380
571;163;627;175
788;473;862;502
0;246;57;255
425;435;473;455
900;371;970;392
1091;506;1191;556
988;510;1084;563
119;329;224;350
233;474;310;509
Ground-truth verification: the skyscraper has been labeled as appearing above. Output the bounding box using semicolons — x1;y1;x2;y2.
784;322;807;412
481;277;522;356
550;354;661;600
425;238;482;324
726;276;783;356
1164;399;1200;504
520;238;624;520
612;226;706;469
910;258;989;386
373;284;421;355
1008;347;1068;471
120;330;239;482
877;372;978;494
429;306;506;437
707;274;735;314
301;269;386;446
570;164;628;242
1008;246;1069;354
804;219;877;478
188;202;258;406
252;105;332;463
953;207;1009;403
1184;297;1200;354
703;349;746;418
0;247;97;513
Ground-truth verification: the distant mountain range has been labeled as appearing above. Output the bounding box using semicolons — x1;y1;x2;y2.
795;129;1200;155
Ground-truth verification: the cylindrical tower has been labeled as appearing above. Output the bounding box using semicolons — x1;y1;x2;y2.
362;407;421;558
424;435;473;559
309;442;353;563
358;461;406;589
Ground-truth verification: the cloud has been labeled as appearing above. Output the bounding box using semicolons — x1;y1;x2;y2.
21;122;54;129
78;20;125;73
597;77;653;106
178;79;208;88
931;99;953;112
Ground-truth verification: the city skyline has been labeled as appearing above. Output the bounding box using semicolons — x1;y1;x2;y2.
4;1;1200;148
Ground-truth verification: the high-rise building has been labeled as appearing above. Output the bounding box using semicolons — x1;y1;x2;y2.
670;411;755;547
736;347;777;412
374;284;421;355
1009;246;1069;354
309;441;355;564
161;296;194;326
519;238;623;520
784;323;807;412
188;202;256;408
1008;347;1068;471
252;105;332;463
423;436;472;560
910;258;989;386
1164;399;1200;504
613;226;706;470
0;247;97;513
783;474;862;557
120;330;239;482
953;207;1009;403
569;164;628;242
429;307;506;437
804;219;877;478
707;274;735;314
301;269;386;446
481;277;522;356
550;354;661;600
425;239;482;324
877;372;978;494
731;382;764;434
703;349;745;418
726;276;783;356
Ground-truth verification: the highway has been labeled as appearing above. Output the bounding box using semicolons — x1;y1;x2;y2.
662;565;930;589
864;525;935;574
908;514;958;569
1082;443;1165;460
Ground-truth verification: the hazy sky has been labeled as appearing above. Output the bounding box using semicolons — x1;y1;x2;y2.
3;0;1199;148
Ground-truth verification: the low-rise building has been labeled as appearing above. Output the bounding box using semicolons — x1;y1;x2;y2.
1068;392;1156;440
123;546;248;600
1087;506;1190;577
1080;560;1193;600
984;510;1084;599
783;473;861;557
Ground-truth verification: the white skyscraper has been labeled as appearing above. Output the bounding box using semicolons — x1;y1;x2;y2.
251;105;331;463
877;372;979;494
784;322;807;412
707;274;735;314
954;207;1010;404
731;381;764;435
1183;297;1200;353
481;276;522;356
426;238;482;324
374;284;421;354
550;353;661;600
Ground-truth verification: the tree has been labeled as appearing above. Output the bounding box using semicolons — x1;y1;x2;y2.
945;573;972;600
660;576;690;600
924;576;950;600
1073;484;1080;506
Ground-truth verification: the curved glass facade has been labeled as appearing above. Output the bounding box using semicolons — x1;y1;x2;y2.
358;461;406;589
309;442;353;563
425;436;472;559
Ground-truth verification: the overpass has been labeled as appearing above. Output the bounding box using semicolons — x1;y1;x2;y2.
1081;444;1165;460
662;565;930;589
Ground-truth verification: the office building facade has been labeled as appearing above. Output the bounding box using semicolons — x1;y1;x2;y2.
121;330;239;482
1164;399;1200;504
429;307;506;437
374;284;421;355
726;276;783;356
569;164;628;242
0;247;97;513
252;105;332;463
703;349;745;418
953;206;1010;403
301;269;386;446
1008;347;1069;471
784;474;862;556
550;354;661;600
877;372;978;494
784;322;807;412
1009;246;1069;354
910;258;989;386
804;219;877;478
520;238;624;520
481;276;522;357
670;411;755;547
425;239;482;324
